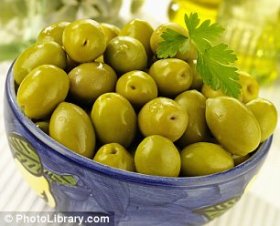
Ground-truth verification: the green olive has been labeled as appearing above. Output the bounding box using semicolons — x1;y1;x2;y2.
116;70;158;107
150;23;186;53
62;19;106;63
150;23;197;62
120;19;154;56
65;54;79;73
17;65;69;119
91;93;137;147
104;36;147;74
135;135;181;177
201;84;225;99
239;71;259;103
50;102;96;158
181;142;234;176
246;98;278;142
37;21;70;45
35;121;49;134
149;58;193;96
175;90;208;146
189;62;203;90
69;62;117;105
94;143;135;171
138;97;188;142
206;96;261;156
95;55;104;63
201;71;259;103
101;23;121;45
13;41;67;85
232;154;250;166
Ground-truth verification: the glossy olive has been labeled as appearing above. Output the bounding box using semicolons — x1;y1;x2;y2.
206;96;261;156
135;135;181;177
138;97;188;142
17;65;69;119
95;55;104;63
13;41;67;85
181;142;234;176
37;21;70;45
201;71;259;103
62;19;106;63
239;71;259;103
91;93;137;147
150;23;186;53
150;23;197;61
65;54;79;73
246;98;278;142
116;70;158;107
101;23;121;45
175;90;208;146
189;62;203;90
232;154;250;166
149;58;193;96
120;19;154;56
201;84;225;99
35;121;49;134
104;36;147;73
94;143;135;171
69;62;117;104
50;102;96;158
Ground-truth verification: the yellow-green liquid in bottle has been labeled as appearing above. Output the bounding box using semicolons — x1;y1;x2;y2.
217;0;280;84
168;0;222;25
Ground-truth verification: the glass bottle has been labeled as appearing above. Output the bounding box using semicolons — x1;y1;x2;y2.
168;0;223;25
40;0;123;26
0;0;44;61
217;0;280;84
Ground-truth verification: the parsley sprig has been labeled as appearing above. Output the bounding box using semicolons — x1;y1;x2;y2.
157;13;241;98
156;29;190;59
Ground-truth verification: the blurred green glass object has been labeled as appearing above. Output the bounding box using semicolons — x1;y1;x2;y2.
40;0;123;25
217;0;280;84
0;0;43;61
168;0;222;24
0;0;146;61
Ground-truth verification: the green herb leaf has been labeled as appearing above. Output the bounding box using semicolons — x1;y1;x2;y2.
184;13;224;51
197;44;240;98
185;12;240;98
156;12;241;98
156;29;189;59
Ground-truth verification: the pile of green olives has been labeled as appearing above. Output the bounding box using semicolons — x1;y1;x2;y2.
14;18;278;177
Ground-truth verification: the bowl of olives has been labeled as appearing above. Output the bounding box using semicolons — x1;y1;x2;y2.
4;14;277;226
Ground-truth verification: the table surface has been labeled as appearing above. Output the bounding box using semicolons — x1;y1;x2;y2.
1;2;280;225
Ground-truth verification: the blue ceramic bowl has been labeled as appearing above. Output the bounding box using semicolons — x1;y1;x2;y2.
4;64;272;226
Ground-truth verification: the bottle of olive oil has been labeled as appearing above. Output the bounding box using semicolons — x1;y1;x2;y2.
217;0;280;84
168;0;222;24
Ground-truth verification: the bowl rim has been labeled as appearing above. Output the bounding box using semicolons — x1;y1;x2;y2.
5;63;272;187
